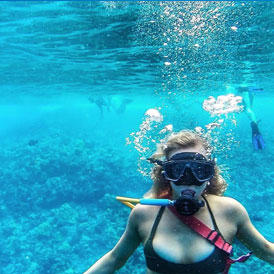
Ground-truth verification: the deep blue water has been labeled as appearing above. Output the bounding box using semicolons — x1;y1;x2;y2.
0;2;273;274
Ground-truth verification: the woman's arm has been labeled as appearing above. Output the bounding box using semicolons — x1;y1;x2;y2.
235;202;274;264
83;207;142;274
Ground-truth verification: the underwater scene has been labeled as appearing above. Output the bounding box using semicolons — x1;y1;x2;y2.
0;1;273;274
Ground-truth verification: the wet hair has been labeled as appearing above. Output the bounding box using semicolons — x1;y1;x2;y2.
148;130;227;198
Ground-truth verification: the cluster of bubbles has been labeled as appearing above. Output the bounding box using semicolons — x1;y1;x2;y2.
133;1;252;94
126;108;173;176
200;93;244;158
101;2;257;170
203;93;243;129
203;94;243;116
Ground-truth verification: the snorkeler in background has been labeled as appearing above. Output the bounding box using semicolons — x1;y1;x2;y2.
88;97;111;119
237;86;265;150
88;96;132;118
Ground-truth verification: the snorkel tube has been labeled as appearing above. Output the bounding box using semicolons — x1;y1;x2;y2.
116;191;204;216
116;196;173;208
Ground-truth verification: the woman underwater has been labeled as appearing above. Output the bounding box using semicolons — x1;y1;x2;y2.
84;130;274;274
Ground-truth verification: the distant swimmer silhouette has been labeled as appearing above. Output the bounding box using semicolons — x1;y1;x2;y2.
237;86;265;150
88;97;111;118
88;96;132;118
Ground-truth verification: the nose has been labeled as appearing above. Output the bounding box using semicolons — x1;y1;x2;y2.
179;167;196;185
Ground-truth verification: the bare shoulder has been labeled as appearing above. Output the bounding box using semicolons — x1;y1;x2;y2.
129;204;160;225
205;194;248;222
206;194;245;207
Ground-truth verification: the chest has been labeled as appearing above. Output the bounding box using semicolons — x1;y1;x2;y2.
139;207;236;263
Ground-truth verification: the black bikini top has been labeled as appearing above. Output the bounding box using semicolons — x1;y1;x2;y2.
144;198;228;274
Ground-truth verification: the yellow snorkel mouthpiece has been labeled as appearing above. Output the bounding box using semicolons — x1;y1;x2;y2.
116;196;140;209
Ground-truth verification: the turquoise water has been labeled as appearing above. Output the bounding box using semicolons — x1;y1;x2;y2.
0;1;273;274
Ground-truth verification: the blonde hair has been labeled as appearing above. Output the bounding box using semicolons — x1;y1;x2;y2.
147;130;227;198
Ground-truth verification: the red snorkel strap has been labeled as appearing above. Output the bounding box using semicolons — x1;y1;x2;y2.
168;206;252;273
168;205;233;255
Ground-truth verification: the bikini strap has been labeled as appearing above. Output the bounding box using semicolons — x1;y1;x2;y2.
148;206;165;241
203;195;221;234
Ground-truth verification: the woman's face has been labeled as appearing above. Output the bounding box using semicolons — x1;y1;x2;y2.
167;144;208;199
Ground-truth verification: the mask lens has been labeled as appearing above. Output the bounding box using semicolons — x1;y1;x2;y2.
164;162;186;180
191;162;214;181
